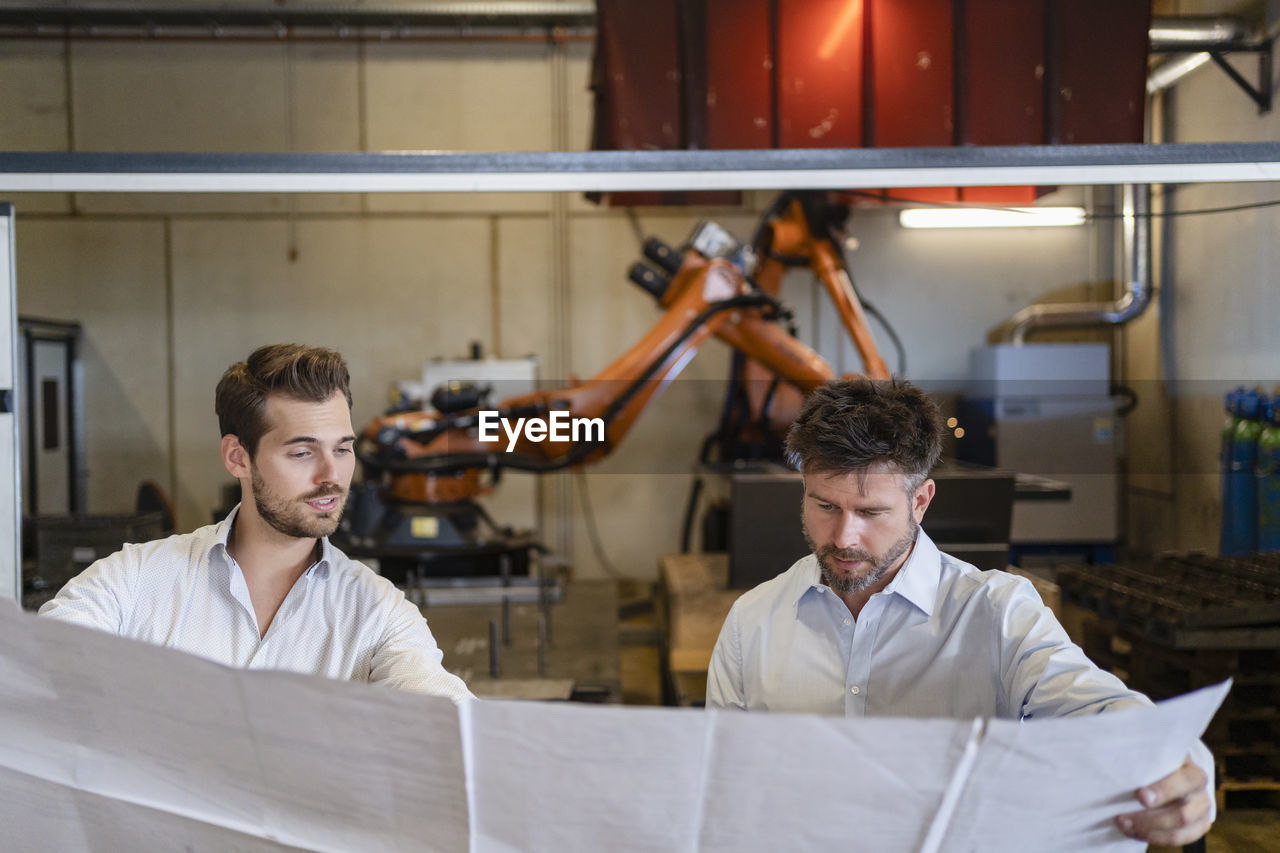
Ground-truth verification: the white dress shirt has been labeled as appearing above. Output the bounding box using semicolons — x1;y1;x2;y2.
707;528;1146;718
707;528;1214;813
39;505;473;702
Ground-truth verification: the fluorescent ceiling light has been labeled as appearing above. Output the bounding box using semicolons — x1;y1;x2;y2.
898;207;1087;229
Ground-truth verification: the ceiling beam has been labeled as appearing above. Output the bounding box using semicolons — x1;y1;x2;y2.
0;143;1278;193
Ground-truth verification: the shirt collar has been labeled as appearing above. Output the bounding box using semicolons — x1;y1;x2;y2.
211;504;239;557
794;526;941;616
880;526;940;617
794;556;824;606
212;503;333;580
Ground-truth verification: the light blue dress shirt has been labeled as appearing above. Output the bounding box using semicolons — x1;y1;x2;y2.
708;528;1149;719
707;528;1214;813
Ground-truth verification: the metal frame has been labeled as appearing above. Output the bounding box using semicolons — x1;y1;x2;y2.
1152;35;1274;114
1206;47;1273;113
0;204;19;602
1;143;1279;193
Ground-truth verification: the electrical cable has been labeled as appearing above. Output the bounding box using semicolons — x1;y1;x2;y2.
816;208;908;377
680;475;704;553
1110;383;1139;418
861;300;907;375
625;207;646;247
573;470;622;578
1086;197;1280;219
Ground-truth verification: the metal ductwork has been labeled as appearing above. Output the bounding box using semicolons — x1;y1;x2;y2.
0;2;596;35
1147;14;1272;103
1005;15;1261;342
1005;184;1152;345
1148;15;1253;50
0;6;1255;45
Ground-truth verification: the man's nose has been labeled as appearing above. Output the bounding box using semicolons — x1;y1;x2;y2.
314;453;338;483
833;513;862;549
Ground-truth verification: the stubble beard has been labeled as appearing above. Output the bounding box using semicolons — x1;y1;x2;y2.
251;468;348;540
804;517;919;595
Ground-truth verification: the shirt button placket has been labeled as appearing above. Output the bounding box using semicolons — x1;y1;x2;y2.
845;601;876;717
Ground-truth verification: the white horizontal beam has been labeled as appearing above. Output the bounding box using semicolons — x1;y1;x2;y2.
0;144;1277;193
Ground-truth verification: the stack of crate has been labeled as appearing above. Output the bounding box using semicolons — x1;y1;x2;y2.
1057;554;1280;811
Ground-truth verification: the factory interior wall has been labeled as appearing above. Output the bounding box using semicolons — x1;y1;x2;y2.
1124;0;1280;556
0;34;1211;581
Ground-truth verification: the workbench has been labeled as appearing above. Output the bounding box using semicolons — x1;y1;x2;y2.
657;553;740;706
418;579;620;702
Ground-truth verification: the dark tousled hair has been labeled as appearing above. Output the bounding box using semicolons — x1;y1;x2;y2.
784;376;943;490
215;343;352;457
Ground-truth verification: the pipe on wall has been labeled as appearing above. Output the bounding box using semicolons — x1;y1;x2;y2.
1148;15;1253;49
1148;14;1265;94
1005;184;1152;345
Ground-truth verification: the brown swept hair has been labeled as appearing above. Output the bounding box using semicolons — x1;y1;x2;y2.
784;376;943;491
215;343;352;457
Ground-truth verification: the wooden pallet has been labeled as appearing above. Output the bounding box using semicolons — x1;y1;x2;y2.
1065;601;1280;812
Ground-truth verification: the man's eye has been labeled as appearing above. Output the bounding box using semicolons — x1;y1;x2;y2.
291;451;311;459
335;447;353;456
817;502;835;511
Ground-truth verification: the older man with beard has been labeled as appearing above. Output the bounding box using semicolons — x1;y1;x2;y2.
706;376;1214;847
40;343;471;700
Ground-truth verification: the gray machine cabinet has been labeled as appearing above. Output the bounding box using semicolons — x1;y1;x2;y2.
727;463;1015;590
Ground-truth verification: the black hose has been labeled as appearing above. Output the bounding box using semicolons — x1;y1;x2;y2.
680;476;704;554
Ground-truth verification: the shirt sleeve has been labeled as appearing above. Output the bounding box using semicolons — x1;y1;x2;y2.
995;576;1149;719
368;590;475;702
994;575;1216;820
37;547;138;633
706;603;746;711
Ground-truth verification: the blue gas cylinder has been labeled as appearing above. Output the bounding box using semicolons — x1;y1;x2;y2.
1257;396;1280;552
1220;388;1245;554
1223;389;1263;555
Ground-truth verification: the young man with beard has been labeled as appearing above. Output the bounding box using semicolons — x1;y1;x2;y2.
40;343;472;701
706;377;1213;847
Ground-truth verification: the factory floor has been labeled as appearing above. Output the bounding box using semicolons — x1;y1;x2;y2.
615;583;1280;853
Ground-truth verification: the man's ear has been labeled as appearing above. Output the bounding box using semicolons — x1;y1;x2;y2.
911;478;935;524
221;434;251;480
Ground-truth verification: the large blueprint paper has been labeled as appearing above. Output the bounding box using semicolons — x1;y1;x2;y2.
696;712;981;852
0;599;1228;852
469;686;1226;853
0;598;468;853
469;701;709;852
936;682;1230;853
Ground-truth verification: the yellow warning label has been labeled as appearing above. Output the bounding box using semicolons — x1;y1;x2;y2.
410;516;439;539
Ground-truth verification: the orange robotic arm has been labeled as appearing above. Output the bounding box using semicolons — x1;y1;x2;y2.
360;193;888;504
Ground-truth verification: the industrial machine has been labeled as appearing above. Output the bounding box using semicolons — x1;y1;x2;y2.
957;343;1119;560
339;192;889;582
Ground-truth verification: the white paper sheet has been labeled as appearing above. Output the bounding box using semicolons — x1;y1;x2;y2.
938;681;1231;853
0;598;468;853
0;598;1230;852
468;700;709;852
697;712;980;852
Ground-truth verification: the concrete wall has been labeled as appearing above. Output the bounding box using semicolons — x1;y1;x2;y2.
1;32;1183;579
